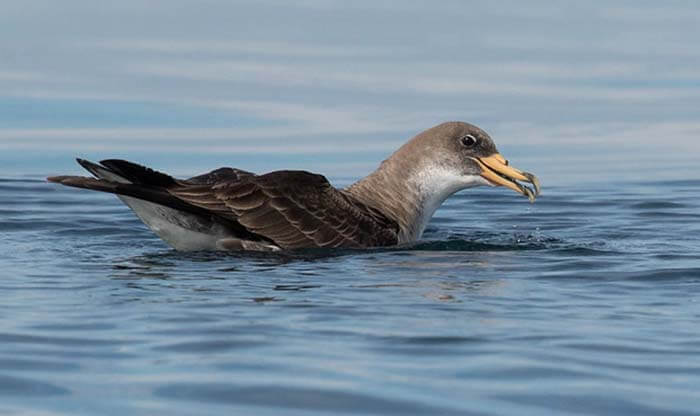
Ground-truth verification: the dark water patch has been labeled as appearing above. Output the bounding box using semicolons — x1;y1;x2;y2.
379;335;487;346
154;383;469;415
410;239;549;252
630;201;688;209
252;296;282;303
0;375;70;397
273;284;322;291
369;335;490;356
620;268;700;281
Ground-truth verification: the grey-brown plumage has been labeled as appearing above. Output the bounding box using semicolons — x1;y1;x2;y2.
47;121;540;251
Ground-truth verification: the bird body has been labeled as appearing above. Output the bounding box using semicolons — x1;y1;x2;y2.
48;122;540;251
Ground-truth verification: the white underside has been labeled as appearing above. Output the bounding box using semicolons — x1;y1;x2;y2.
400;169;490;243
118;196;234;251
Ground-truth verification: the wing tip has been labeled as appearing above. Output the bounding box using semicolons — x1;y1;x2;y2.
75;157;112;179
76;157;92;168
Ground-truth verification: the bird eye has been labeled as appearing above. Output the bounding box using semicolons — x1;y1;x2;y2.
460;134;477;148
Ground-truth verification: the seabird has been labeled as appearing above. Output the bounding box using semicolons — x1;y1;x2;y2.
47;121;540;251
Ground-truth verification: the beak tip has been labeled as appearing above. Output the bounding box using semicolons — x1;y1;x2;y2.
523;172;541;196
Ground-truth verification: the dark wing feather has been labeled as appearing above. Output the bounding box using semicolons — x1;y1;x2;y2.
171;170;399;249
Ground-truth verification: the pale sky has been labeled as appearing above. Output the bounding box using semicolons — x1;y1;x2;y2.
2;1;699;181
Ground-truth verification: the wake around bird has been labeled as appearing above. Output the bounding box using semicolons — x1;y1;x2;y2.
48;121;540;251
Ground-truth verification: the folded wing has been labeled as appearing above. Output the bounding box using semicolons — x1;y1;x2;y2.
172;170;399;249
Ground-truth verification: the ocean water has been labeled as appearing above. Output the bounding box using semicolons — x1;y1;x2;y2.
1;170;699;415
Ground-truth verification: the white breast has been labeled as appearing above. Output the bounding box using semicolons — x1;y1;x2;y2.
399;167;490;243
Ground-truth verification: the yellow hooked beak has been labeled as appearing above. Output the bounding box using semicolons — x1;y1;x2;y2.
471;153;541;202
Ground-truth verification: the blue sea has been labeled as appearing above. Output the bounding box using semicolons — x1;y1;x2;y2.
1;163;700;415
3;1;700;414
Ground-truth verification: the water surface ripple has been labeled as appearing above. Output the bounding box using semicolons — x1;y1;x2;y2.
1;177;699;415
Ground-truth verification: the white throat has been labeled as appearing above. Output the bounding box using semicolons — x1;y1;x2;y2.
401;167;490;243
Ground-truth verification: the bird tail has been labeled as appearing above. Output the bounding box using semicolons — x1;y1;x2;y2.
47;159;246;251
47;158;195;212
46;173;210;218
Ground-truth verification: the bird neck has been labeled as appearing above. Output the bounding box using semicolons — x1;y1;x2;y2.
345;157;478;244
